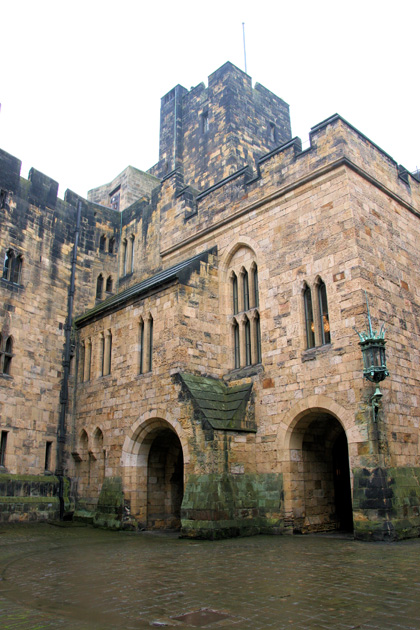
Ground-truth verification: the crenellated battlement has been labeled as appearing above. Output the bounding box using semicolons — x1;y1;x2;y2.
158;113;420;256
148;61;292;192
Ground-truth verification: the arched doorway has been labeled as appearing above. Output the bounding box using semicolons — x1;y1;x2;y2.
147;428;183;530
289;412;353;534
122;414;188;530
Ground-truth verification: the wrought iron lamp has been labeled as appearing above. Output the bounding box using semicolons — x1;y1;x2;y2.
355;292;389;420
355;292;389;384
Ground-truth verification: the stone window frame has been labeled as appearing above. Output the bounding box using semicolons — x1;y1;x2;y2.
302;277;331;350
269;121;276;143
110;188;120;211
108;237;115;254
232;318;240;368
317;278;331;345
303;282;315;349
99;235;107;252
201;111;209;134
80;337;92;383
120;233;136;278
229;260;261;370
0;430;8;468
96;274;104;300
129;234;135;274
137;313;154;375
2;248;23;285
99;329;112;377
44;441;53;472
0;333;14;376
106;275;113;294
121;238;128;276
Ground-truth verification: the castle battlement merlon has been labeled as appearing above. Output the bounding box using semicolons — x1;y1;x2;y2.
159;115;420;257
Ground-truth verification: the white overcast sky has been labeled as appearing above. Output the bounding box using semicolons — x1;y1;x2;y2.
1;0;419;199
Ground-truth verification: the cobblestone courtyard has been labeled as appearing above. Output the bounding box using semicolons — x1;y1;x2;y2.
1;524;420;630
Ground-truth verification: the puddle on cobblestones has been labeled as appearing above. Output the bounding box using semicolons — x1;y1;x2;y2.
172;608;231;626
1;526;420;629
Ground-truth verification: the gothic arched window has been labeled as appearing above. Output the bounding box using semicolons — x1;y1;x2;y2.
232;273;238;315
0;335;13;375
96;274;103;300
318;280;330;345
243;270;249;311
244;316;251;366
304;284;315;349
233;319;240;369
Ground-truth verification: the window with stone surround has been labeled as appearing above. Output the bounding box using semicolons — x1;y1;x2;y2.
304;283;315;349
100;330;112;377
121;238;128;276
269;122;276;143
79;341;85;382
147;315;153;372
139;318;144;374
0;334;13;376
110;188;120;211
106;276;113;294
2;249;23;285
233;319;240;368
81;338;92;382
0;431;8;467
44;441;53;472
303;278;331;349
202;111;209;133
317;279;331;345
138;314;153;373
96;274;103;300
228;252;261;371
232;272;239;314
99;235;106;252
129;235;135;273
109;238;115;254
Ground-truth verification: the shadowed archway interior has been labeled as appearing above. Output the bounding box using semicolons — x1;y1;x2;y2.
290;412;353;534
147;428;184;530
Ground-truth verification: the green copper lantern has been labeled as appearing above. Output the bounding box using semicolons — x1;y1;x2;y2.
355;292;389;384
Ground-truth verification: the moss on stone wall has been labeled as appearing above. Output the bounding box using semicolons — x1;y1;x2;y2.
181;472;284;539
353;467;420;541
74;477;134;530
0;473;64;523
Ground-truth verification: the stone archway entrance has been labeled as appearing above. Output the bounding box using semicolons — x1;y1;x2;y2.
122;416;187;531
289;412;353;534
147;428;184;530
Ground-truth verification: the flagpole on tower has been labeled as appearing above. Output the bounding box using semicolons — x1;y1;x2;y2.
242;22;247;74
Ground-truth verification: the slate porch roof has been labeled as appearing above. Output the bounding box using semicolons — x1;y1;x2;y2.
75;247;216;327
180;373;255;432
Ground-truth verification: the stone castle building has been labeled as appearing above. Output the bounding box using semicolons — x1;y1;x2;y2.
1;62;420;540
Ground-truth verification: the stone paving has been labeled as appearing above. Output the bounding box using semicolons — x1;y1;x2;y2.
0;524;420;630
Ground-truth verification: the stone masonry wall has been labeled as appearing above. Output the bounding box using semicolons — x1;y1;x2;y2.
149;62;291;192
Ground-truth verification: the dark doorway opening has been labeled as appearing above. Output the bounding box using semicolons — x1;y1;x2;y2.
332;431;353;531
147;429;184;530
291;413;353;534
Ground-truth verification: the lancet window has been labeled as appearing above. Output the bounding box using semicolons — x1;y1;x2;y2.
96;274;103;300
318;280;330;345
0;335;13;375
2;249;23;284
106;276;113;294
303;278;331;349
100;330;112;376
229;256;261;370
139;314;153;374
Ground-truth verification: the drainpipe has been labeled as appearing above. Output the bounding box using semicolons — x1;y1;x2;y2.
56;199;82;518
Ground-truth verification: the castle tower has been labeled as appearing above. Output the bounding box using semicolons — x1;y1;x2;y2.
149;61;292;190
